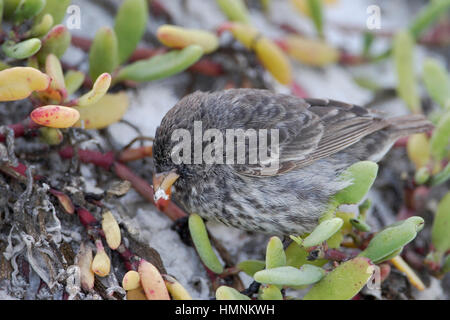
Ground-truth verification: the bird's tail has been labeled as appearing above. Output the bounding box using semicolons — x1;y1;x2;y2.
386;114;434;139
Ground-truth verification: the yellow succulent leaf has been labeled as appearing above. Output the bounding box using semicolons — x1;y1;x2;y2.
73;92;129;129
126;287;147;300
102;210;122;250
157;25;219;54
44;54;67;103
226;23;292;84
254;37;293;85
163;275;193;300
335;211;355;235
77;73;111;106
122;270;141;291
407;133;431;169
46;54;66;92
91;241;111;277
227;22;260;49
285;36;340;67
0;67;50;101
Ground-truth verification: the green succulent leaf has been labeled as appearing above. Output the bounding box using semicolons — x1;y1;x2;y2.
303;257;374;300
35;0;70;25
2;38;41;59
237;260;265;277
326;229;344;249
393;30;421;113
285;242;327;268
115;45;204;83
431;162;450;186
64;70;85;96
37;24;71;64
28;13;53;37
333;161;378;205
3;0;21;18
362;32;375;58
216;0;250;23
114;0;148;64
254;265;325;287
0;0;3;25
359;216;424;264
442;255;450;274
13;0;46;23
431;192;450;255
216;286;251;300
423;58;450;110
188;214;223;274
306;0;323;37
350;218;372;232
39;127;63;146
429;111;450;161
353;76;381;92
258;285;283;300
289;235;303;246
265;236;286;269
89;27;119;81
409;0;450;40
302;218;343;248
378;247;403;262
414;167;431;185
0;61;10;71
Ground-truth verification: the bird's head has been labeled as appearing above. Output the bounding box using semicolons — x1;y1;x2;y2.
151;91;205;210
152;168;180;211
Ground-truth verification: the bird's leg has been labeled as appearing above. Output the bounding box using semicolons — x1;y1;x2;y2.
171;216;192;246
282;236;292;250
240;281;261;297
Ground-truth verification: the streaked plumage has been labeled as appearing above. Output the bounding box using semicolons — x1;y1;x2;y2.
153;89;432;235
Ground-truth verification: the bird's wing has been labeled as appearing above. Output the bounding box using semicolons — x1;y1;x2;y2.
224;91;389;177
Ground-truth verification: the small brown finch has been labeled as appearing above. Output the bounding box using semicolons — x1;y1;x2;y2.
152;89;432;235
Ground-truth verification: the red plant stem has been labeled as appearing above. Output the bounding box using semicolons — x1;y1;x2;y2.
379;263;391;283
189;59;224;76
71;35;92;51
149;0;170;18
59;146;115;170
323;249;347;261
339;51;367;65
0;118;40;142
128;47;168;62
58;146;187;221
118;146;153;162
0;162;44;181
77;207;101;232
394;136;409;148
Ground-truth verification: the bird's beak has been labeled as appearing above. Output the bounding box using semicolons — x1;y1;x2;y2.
152;170;180;210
